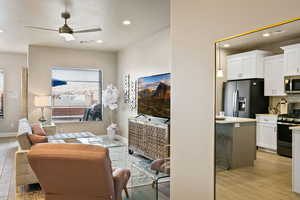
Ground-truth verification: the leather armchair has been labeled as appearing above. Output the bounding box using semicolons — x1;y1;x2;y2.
27;143;130;200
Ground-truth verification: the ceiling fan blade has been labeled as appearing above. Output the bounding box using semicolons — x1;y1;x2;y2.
73;28;102;33
24;26;58;32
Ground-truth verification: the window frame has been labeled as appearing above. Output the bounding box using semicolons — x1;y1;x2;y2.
51;67;103;123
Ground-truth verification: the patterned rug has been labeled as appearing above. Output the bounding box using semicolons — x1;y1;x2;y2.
128;154;169;188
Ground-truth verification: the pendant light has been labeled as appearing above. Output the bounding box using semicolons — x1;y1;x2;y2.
216;46;224;78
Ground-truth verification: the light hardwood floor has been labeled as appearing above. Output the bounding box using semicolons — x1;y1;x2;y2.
217;150;300;200
0;138;169;200
2;137;299;200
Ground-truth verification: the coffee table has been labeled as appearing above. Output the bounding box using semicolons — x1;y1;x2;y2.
48;134;128;168
77;135;128;168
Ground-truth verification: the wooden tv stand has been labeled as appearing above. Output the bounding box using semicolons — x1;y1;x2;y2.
128;117;170;160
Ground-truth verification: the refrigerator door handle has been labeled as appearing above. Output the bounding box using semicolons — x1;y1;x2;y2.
236;90;239;117
232;92;235;116
233;90;237;117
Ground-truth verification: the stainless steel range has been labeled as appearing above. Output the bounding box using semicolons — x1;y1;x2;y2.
277;112;300;157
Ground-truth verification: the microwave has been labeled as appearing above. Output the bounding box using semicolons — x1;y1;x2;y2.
285;76;300;93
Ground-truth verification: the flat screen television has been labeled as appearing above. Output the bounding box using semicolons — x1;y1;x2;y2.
138;73;170;118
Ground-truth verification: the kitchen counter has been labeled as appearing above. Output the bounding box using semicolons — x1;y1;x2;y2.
289;126;300;131
256;114;278;116
216;116;256;124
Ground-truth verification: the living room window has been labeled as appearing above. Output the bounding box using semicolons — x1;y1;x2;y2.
51;67;102;122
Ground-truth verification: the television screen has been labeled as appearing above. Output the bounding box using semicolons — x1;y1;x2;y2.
138;73;170;118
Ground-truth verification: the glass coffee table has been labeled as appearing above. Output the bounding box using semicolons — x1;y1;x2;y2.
77;135;128;168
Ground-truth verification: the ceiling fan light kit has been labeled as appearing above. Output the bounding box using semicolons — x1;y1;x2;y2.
25;11;102;42
59;32;75;41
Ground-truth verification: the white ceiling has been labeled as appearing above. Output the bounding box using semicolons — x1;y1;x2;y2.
0;0;170;53
218;20;300;52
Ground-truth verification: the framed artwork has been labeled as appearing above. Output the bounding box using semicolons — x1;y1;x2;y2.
123;74;130;103
129;80;137;111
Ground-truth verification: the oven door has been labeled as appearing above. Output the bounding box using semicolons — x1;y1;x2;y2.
277;122;295;157
291;79;300;93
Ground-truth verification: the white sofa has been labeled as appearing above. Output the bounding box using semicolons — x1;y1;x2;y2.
15;119;39;187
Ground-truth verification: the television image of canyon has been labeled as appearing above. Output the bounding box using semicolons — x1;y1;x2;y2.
138;73;170;118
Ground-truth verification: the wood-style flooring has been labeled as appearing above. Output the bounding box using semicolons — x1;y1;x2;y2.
0;138;169;200
217;150;300;200
1;137;299;200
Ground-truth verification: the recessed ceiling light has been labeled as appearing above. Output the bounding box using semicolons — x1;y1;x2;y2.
274;30;285;34
122;20;131;25
223;44;231;48
0;30;4;33
96;40;103;44
263;32;271;37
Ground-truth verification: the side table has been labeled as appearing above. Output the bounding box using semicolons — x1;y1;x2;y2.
41;122;56;136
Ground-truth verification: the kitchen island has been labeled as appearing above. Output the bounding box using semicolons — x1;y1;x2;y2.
216;117;256;170
289;126;300;194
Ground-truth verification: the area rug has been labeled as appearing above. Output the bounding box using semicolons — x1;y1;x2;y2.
128;154;169;188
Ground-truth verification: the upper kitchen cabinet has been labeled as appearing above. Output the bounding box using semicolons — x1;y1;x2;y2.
281;44;300;76
227;50;270;80
264;55;286;96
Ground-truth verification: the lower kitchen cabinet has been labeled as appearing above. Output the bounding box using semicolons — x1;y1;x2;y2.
256;115;278;151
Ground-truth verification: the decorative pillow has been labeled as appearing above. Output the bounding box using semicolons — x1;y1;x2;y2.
31;124;46;136
28;134;48;145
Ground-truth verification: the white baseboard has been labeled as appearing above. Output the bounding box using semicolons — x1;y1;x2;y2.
0;132;17;138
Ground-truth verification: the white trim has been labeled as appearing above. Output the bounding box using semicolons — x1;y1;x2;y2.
0;132;17;138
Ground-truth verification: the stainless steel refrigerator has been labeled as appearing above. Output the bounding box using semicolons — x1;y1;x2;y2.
223;79;269;118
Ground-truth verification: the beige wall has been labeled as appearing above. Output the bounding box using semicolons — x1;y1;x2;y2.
0;52;27;134
117;28;170;137
171;1;300;199
28;45;117;135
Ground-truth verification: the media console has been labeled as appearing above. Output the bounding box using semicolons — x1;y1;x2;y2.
128;117;170;160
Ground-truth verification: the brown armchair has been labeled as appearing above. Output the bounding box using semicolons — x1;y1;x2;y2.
27;143;130;200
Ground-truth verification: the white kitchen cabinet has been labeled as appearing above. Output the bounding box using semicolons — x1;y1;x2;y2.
227;57;243;80
264;55;286;96
256;115;277;151
227;50;269;80
281;43;300;76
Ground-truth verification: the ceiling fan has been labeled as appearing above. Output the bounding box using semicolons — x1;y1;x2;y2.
25;12;102;41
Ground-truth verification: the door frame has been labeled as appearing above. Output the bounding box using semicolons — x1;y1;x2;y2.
214;16;300;200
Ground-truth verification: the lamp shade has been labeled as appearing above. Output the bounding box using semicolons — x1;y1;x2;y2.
34;96;52;107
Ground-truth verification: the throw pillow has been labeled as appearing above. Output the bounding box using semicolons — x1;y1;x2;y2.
28;134;48;145
31;124;46;136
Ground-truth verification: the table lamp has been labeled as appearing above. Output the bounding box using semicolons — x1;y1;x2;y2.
34;96;52;123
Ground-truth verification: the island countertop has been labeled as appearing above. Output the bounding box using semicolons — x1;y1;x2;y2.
289;126;300;131
215;116;256;124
